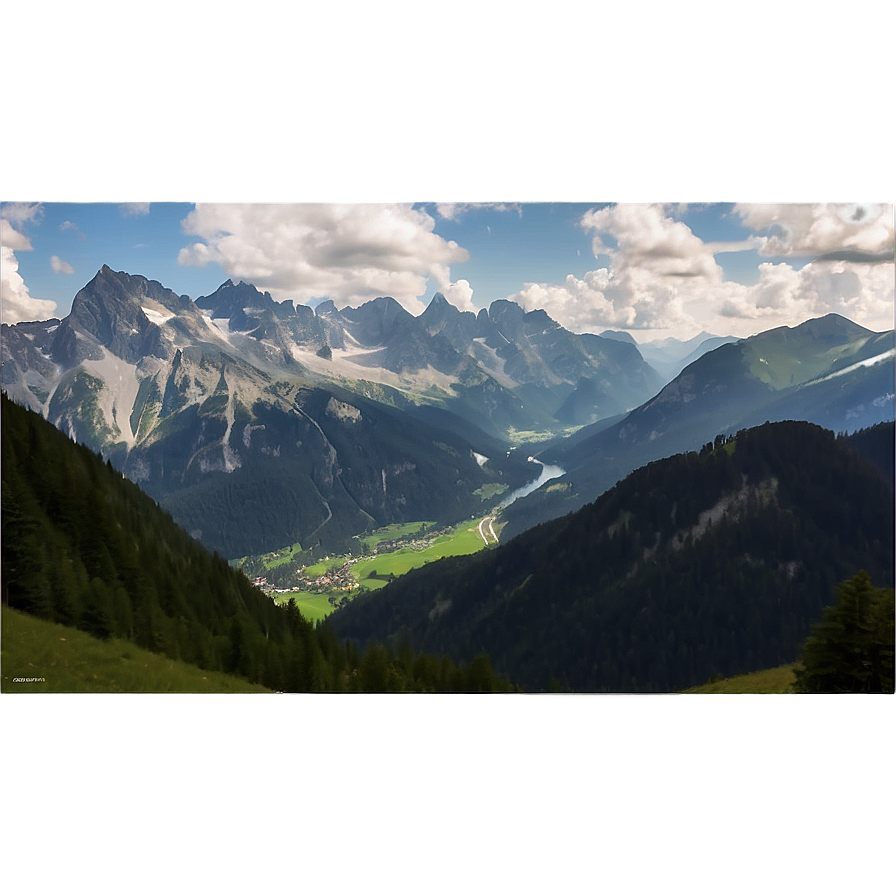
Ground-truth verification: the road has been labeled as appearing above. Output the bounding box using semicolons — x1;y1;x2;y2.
478;516;498;546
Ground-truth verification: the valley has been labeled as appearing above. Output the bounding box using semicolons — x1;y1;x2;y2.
237;517;495;622
2;245;893;694
235;452;557;620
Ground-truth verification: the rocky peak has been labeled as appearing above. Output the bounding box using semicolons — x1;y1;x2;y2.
58;267;176;364
195;279;274;319
316;300;339;316
339;296;415;346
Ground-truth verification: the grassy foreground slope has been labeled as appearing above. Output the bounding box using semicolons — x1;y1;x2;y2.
1;394;516;693
1;606;271;693
683;665;797;694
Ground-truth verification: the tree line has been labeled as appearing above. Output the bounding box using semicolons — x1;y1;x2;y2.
330;420;894;692
0;393;514;693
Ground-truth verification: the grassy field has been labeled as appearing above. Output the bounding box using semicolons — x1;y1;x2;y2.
271;591;340;623
356;521;436;551
683;664;797;694
276;518;492;619
1;606;270;694
350;519;488;590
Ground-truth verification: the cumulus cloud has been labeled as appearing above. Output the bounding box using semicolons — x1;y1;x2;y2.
439;278;475;312
178;203;471;313
0;206;58;324
120;202;151;216
50;255;75;274
510;203;894;340
512;204;727;332
435;202;522;221
719;260;894;330
735;203;895;258
1;247;58;324
1;218;33;251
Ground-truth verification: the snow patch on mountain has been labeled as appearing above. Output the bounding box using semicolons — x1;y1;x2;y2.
81;349;141;447
141;306;175;326
201;312;236;346
288;343;458;394
469;338;515;387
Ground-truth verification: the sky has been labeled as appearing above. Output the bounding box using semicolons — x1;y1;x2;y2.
4;6;894;345
2;201;893;342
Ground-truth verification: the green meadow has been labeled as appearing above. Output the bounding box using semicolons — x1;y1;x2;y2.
351;519;488;589
1;606;271;694
356;521;436;551
272;591;339;624
683;665;797;694
277;518;492;620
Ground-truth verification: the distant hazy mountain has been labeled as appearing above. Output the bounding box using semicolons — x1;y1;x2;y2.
329;420;895;692
638;331;739;382
599;329;638;346
500;313;895;539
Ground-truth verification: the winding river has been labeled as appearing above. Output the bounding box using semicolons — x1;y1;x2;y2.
500;458;565;508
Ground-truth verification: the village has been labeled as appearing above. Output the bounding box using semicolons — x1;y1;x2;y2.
250;523;451;605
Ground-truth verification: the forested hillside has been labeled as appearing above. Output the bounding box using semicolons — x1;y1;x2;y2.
0;393;514;693
329;420;895;692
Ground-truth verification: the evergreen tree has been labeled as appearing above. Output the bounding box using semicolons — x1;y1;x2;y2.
793;571;895;693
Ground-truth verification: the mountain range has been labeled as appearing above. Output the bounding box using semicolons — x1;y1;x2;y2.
501;312;895;538
2;265;893;559
0;266;659;556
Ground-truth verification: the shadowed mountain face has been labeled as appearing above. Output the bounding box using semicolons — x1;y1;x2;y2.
328;420;895;693
500;313;895;539
1;268;666;556
1;268;541;557
2;268;892;558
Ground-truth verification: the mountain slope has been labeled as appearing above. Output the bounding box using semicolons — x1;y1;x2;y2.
1;268;535;556
0;394;515;693
328;420;895;692
1;606;272;693
501;314;894;538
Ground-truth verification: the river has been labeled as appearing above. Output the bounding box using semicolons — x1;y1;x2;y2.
500;457;565;508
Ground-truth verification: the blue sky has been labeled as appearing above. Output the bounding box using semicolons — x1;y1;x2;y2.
2;201;893;341
2;3;893;346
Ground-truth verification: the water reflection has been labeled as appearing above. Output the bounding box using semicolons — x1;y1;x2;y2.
500;458;565;507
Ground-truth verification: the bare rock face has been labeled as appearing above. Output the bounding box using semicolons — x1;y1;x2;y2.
58;265;185;364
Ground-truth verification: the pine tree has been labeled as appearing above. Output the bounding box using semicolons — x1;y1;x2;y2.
793;571;895;693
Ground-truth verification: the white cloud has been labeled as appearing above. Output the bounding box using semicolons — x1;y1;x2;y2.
50;255;75;274
1;246;58;324
719;260;895;332
581;203;723;279
510;203;894;340
1;205;58;323
1;218;33;251
734;203;895;257
435;202;522;221
439;278;475;313
513;204;725;333
120;202;151;216
178;203;471;313
1;202;42;227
